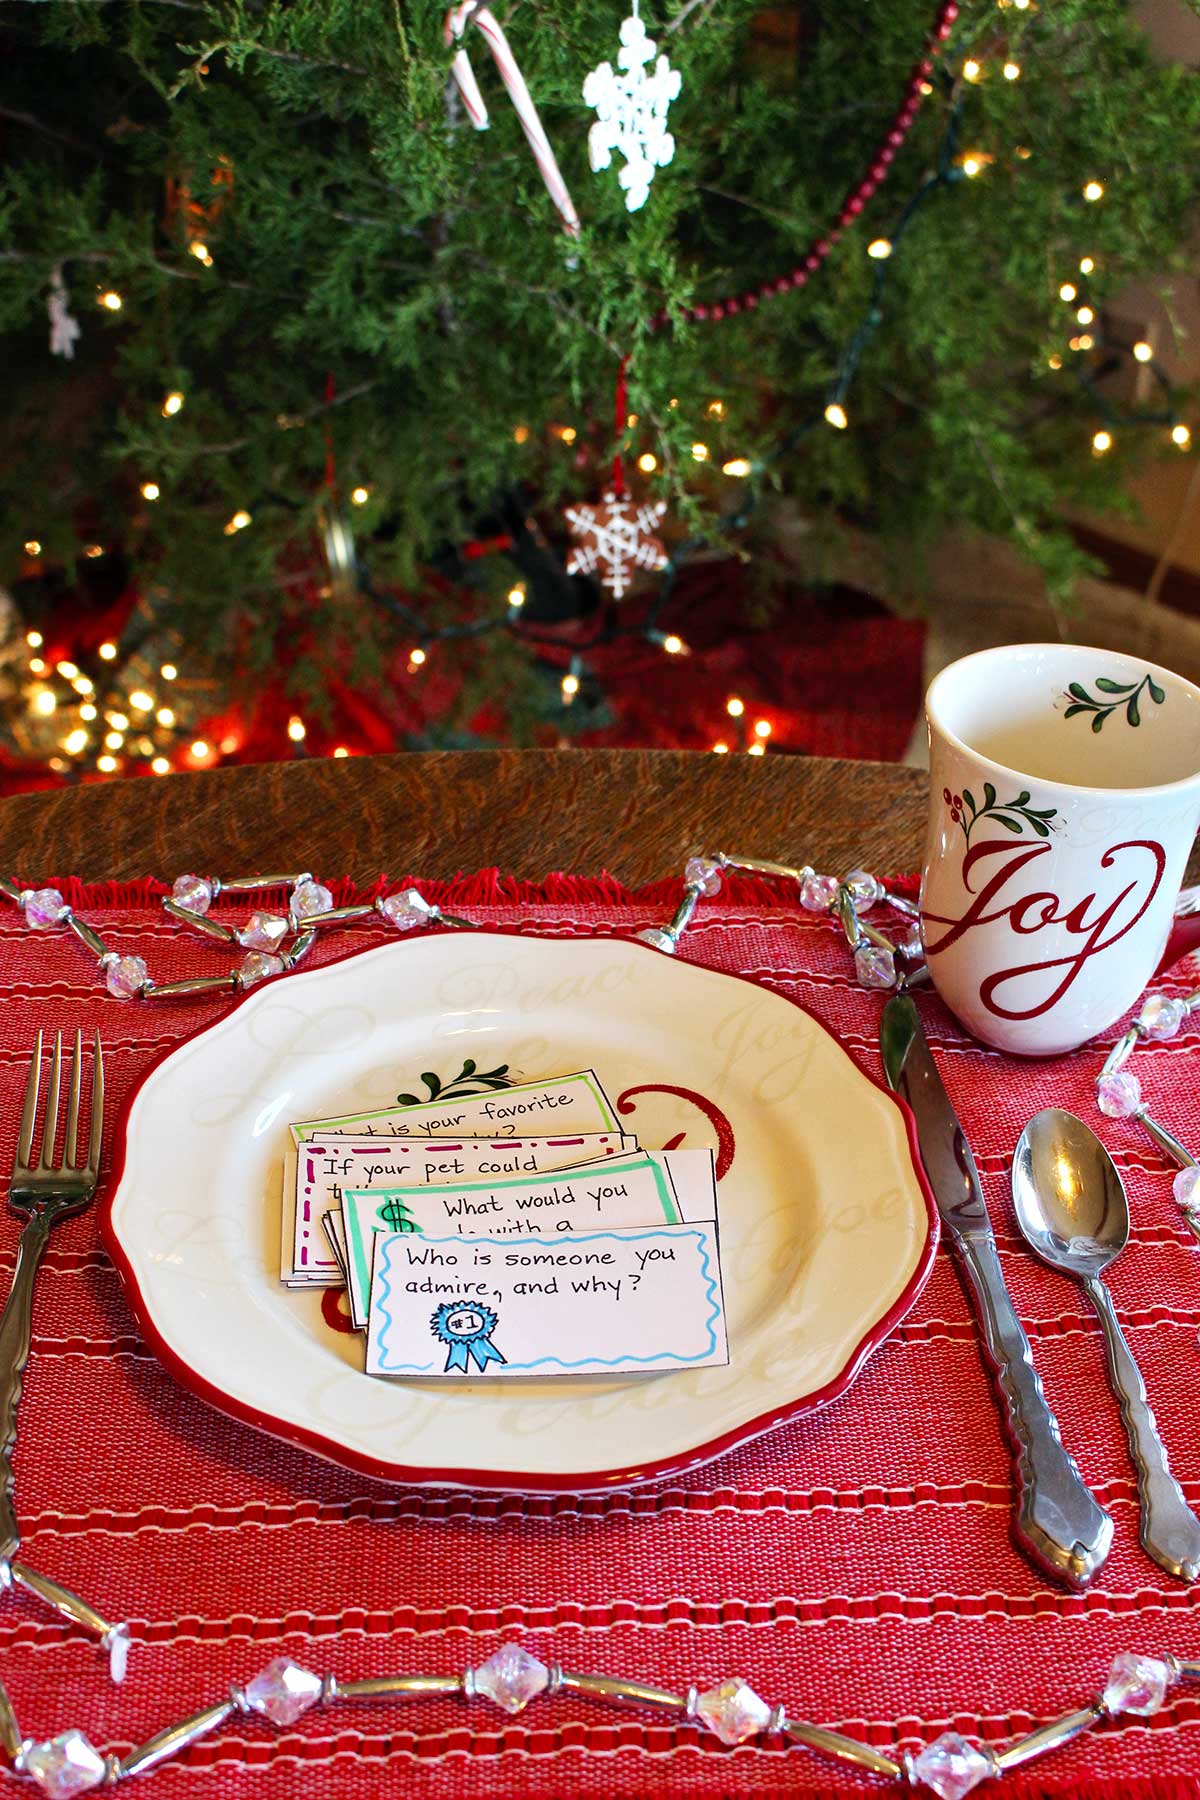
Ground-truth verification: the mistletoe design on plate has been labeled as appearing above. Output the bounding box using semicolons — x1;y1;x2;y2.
1062;672;1166;731
946;783;1058;846
396;1059;515;1106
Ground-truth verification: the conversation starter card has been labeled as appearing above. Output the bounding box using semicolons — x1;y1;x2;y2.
288;1131;636;1285
340;1150;702;1328
290;1071;618;1144
366;1226;729;1379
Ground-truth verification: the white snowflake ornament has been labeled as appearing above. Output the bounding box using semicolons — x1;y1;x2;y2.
583;2;681;212
47;263;81;360
564;488;668;600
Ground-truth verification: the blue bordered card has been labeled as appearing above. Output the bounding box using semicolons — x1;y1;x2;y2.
364;1223;730;1379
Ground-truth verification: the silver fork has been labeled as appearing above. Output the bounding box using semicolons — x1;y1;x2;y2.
0;1029;103;1560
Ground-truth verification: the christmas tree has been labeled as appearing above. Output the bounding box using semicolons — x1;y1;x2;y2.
1;0;1198;777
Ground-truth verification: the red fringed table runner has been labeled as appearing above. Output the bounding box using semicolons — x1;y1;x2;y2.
1;873;1199;1799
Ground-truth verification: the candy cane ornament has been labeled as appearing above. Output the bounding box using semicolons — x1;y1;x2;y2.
444;1;581;239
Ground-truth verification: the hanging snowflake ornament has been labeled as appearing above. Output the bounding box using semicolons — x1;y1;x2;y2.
564;488;668;600
582;1;681;213
47;263;81;360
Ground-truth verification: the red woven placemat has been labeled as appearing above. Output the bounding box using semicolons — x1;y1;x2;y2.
1;872;1199;1799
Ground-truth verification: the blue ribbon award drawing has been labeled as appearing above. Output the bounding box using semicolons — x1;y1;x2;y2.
430;1300;507;1373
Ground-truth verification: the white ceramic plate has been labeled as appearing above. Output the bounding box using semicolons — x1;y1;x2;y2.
104;933;936;1491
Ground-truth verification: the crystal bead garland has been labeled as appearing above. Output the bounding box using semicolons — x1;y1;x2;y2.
635;852;925;991
0;872;472;1004
0;854;921;1003
1092;976;1200;1240
3;1647;1197;1792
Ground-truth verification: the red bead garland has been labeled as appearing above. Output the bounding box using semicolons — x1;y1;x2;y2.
648;0;959;330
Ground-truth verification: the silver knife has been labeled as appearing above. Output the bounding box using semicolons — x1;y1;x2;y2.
880;991;1113;1590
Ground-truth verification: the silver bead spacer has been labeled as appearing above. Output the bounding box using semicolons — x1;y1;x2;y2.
228;1684;250;1714
11;1740;30;1775
766;1703;786;1735
683;1685;699;1718
102;1752;122;1785
462;1667;476;1699
547;1663;564;1697
320;1673;340;1704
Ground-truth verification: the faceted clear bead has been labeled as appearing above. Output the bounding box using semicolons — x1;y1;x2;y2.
899;928;925;960
470;1644;549;1715
910;1732;995;1799
239;951;285;988
684;856;723;898
845;868;885;910
22;1730;108;1798
800;874;840;912
171;873;215;916
1101;1651;1174;1717
635;927;677;954
1096;1070;1142;1118
23;887;68;931
854;944;896;990
378;888;436;931
1139;994;1185;1040
237;911;290;951
103;954;148;999
243;1656;324;1726
695;1677;773;1745
292;878;334;922
1173;1166;1200;1212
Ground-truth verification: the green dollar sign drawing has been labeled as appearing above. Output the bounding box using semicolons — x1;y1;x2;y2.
380;1197;416;1231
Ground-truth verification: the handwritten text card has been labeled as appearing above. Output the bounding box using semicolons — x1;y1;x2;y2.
340;1150;689;1327
366;1225;729;1379
290;1071;618;1143
286;1131;635;1284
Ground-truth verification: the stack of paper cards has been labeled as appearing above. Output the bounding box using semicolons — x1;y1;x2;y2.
279;1070;729;1379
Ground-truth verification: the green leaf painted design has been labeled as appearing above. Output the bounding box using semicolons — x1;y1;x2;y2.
951;787;1059;846
1061;671;1166;731
396;1060;515;1107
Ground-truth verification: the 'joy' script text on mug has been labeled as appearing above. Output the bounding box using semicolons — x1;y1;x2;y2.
922;837;1166;1022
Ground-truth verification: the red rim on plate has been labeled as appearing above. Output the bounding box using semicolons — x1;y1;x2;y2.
100;930;940;1492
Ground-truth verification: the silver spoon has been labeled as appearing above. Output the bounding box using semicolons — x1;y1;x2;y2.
1012;1107;1200;1582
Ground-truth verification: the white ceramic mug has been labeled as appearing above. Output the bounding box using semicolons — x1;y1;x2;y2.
920;642;1200;1056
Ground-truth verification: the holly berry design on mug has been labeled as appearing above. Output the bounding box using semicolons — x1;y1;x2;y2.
944;782;1058;846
